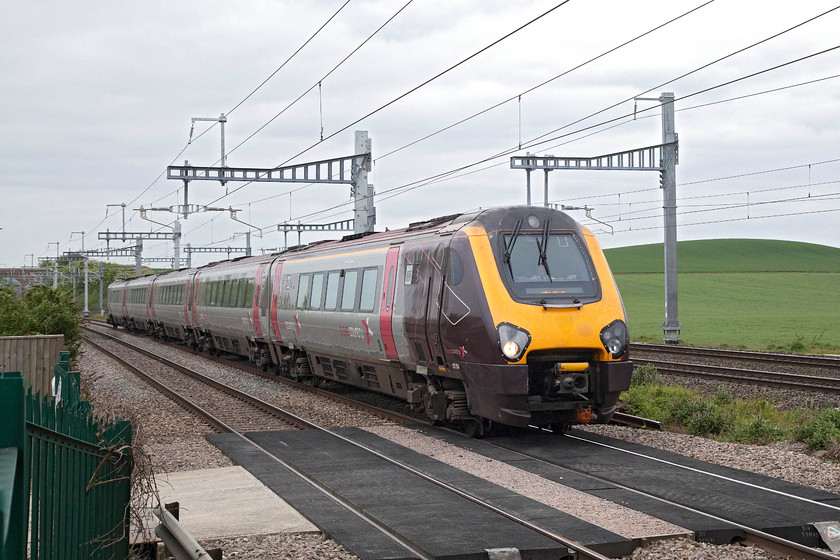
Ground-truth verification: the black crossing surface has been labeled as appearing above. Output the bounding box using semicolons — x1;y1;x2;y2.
410;426;840;548
208;429;635;560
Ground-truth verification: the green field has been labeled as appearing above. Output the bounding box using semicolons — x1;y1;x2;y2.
604;240;840;352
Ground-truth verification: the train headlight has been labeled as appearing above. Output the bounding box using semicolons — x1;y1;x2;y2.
497;322;531;362
600;320;629;359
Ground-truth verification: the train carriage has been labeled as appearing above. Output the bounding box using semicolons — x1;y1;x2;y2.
148;268;196;342
191;255;272;358
108;275;155;332
106;278;129;328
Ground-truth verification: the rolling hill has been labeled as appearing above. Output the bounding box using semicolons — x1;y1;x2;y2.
604;239;840;274
601;239;840;350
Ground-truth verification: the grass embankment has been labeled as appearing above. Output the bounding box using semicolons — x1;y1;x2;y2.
604;239;840;455
604;239;840;352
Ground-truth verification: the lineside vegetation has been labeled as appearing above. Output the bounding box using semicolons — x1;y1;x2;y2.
0;285;82;361
624;365;840;459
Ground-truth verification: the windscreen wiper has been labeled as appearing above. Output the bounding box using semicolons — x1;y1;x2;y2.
537;218;552;281
503;217;523;265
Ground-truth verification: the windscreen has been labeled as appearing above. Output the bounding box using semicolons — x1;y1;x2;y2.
503;232;598;300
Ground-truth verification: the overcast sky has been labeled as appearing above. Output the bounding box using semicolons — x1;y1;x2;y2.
2;0;839;270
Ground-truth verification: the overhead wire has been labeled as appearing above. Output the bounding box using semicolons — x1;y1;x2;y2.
257;7;840;230
283;50;840;229
184;0;714;233
128;5;840;259
376;0;716;161
206;1;575;206
91;1;357;256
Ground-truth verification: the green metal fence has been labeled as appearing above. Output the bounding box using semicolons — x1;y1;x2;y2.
1;352;133;559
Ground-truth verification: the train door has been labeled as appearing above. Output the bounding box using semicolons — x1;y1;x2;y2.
402;242;447;368
424;243;448;370
252;263;269;338
183;276;192;326
379;246;400;360
269;262;284;341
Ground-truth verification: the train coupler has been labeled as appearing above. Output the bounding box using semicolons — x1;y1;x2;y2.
576;406;593;425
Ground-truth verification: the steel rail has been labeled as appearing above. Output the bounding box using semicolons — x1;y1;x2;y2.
83;330;310;430
563;433;840;559
634;358;840;394
83;327;611;560
484;431;840;560
83;330;435;560
631;342;840;370
611;411;662;430
85;322;421;426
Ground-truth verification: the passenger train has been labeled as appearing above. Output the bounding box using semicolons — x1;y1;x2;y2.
107;206;633;436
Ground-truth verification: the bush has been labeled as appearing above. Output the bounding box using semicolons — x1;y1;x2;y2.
795;408;840;451
713;385;734;406
687;403;733;436
733;417;786;445
0;285;82;361
630;364;662;387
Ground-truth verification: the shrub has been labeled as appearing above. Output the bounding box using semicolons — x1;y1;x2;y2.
630;364;662;387
0;285;82;362
687;403;733;436
713;385;734;406
795;408;840;451
733;417;786;445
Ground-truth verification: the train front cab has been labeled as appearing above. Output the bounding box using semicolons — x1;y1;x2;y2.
445;207;633;432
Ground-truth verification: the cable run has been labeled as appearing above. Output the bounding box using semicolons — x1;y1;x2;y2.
226;0;353;117
224;0;414;160
205;1;573;207
376;0;716;161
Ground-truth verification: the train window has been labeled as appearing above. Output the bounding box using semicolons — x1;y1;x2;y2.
296;274;310;309
244;279;256;307
230;278;242;307
209;282;219;307
221;279;231;307
310;273;324;310
340;270;358;311
504;233;596;298
448;250;464;286
359;268;378;312
324;272;339;310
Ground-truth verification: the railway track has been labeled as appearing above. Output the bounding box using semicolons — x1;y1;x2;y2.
82;327;620;560
631;343;840;372
479;429;840;560
82;326;840;558
84;329;308;433
631;342;840;394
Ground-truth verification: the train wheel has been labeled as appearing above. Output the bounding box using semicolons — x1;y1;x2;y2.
303;376;322;388
463;418;491;439
550;421;569;435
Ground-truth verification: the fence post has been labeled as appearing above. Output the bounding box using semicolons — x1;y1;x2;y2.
0;371;27;560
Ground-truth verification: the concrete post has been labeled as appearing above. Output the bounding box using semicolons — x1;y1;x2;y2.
173;221;181;269
352;131;373;234
135;239;143;278
660;92;682;342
